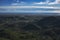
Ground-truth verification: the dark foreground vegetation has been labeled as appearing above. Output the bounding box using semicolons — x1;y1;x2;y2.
0;14;60;40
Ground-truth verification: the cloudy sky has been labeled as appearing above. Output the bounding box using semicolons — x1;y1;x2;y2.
0;0;60;13
0;0;55;6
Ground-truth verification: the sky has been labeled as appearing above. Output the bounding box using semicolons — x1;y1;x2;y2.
0;0;60;13
0;0;55;6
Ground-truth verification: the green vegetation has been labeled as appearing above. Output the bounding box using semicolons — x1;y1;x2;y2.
0;15;60;40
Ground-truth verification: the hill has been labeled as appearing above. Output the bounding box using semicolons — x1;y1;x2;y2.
0;15;60;40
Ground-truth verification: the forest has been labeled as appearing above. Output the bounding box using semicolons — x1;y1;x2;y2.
0;14;60;40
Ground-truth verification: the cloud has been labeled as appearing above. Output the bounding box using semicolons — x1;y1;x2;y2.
33;2;46;4
0;6;59;9
33;0;60;5
11;3;19;5
11;1;25;5
0;5;60;13
55;0;60;4
0;10;60;13
33;0;54;4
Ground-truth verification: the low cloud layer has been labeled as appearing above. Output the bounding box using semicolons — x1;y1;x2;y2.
0;6;60;9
